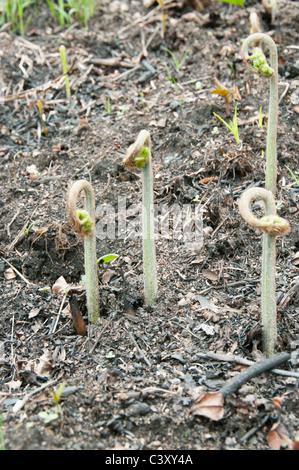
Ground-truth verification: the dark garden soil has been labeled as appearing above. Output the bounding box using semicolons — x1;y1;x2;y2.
0;0;298;451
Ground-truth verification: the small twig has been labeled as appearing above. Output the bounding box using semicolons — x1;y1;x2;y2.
0;57;76;103
219;352;290;398
50;294;67;335
278;282;299;308
124;321;152;367
1;257;32;285
12;379;59;413
88;318;114;354
197;351;299;378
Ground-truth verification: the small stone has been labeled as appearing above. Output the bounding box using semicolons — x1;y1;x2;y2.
169;99;181;111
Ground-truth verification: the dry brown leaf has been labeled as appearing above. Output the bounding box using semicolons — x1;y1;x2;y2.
191;390;224;421
272;396;284;411
201;269;218;282
28;308;40;319
35;350;54;377
267;423;292;450
4;268;16;280
291;252;299;266
52;276;70;295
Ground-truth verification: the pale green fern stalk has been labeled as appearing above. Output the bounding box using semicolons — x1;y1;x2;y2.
67;180;100;324
240;34;289;356
123;130;157;306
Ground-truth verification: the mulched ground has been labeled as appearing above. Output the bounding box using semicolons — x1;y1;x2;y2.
0;0;298;450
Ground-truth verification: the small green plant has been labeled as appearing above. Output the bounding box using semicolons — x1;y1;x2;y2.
67;180;100;323
165;64;182;105
38;381;65;424
46;0;98;28
258;105;263;128
59;45;71;100
285;166;299;185
162;46;189;71
239;33;291;357
102;96;113;115
46;0;69;28
123;130;157;306
213;103;240;145
1;0;35;34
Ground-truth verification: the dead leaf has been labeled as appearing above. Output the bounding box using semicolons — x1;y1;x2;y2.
101;269;116;285
28;308;40;319
202;310;219;323
26;164;39;176
272;396;284;411
292;434;299;450
201;269;218;282
52;276;70;295
191;390;224;421
149;117;167;128
35;350;54;377
4;268;16;280
291;252;299;266
267;423;292;450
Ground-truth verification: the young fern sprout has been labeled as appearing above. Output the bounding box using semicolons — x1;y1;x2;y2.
67;180;100;324
240;34;291;357
238;188;290;357
241;33;278;195
123;130;157;306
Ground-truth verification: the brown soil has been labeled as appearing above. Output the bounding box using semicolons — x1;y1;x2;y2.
0;0;298;451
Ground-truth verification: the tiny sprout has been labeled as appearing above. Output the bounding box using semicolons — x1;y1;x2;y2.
67;180;100;324
59;45;71;100
123;130;157;306
213;103;240;145
258;106;263;128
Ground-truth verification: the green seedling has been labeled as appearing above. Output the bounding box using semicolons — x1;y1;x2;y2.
102;97;113;115
59;45;71;100
239;33;291;356
46;0;98;27
97;253;118;265
162;46;189;71
46;0;70;28
285;166;299;185
1;0;35;35
213;103;240;145
123;130;157;306
67;0;97;27
67;180;100;324
165;64;182;105
258;105;263;128
38;381;66;424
